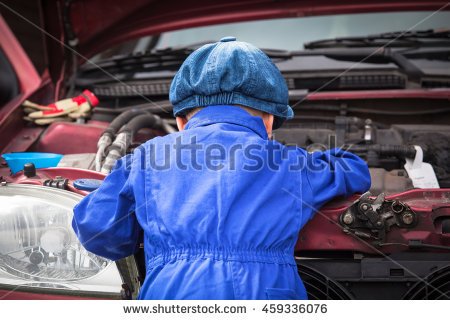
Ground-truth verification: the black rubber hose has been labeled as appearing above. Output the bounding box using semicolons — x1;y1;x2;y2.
103;109;149;138
119;113;163;136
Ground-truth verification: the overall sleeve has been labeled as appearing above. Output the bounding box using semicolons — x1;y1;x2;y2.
302;148;371;222
72;154;140;261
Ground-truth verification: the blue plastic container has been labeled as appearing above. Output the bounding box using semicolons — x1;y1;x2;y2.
2;152;63;174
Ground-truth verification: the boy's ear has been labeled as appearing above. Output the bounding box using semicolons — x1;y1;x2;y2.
176;116;188;131
262;113;274;138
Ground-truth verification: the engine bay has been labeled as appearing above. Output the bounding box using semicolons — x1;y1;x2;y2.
1;92;450;299
8;94;450;195
2;93;450;251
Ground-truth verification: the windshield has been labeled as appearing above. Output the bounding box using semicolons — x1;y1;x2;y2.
94;11;450;60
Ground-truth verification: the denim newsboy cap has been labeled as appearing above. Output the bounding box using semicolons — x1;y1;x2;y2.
169;36;294;129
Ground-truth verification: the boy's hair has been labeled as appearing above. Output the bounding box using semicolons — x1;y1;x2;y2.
184;105;266;121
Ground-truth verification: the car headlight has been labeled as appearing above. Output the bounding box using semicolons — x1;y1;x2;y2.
0;184;122;295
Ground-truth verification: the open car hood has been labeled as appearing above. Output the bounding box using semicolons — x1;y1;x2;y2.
49;0;448;57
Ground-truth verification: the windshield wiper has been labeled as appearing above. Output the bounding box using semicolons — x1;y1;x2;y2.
79;38;448;87
80;44;293;78
305;29;450;49
81;40;221;75
82;49;192;73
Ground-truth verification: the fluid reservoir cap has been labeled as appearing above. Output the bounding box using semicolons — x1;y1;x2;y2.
23;163;36;178
73;179;103;192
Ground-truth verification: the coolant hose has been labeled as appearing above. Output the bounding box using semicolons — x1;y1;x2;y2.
95;109;161;171
103;109;149;139
100;113;173;173
95;109;149;171
121;113;161;136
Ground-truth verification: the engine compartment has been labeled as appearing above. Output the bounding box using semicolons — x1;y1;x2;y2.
2;91;450;299
3;93;450;254
276;122;450;193
11;99;450;195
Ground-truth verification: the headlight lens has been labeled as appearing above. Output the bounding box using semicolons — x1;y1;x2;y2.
0;184;121;293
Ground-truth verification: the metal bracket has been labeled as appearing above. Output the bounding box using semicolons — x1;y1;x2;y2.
340;192;417;244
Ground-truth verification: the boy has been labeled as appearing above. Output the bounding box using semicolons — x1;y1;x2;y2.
72;37;370;299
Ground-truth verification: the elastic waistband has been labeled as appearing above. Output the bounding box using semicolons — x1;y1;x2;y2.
147;247;296;270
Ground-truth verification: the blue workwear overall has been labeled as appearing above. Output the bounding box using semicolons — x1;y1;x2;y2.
72;105;371;299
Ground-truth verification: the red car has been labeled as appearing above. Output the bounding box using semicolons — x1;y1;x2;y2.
0;0;449;299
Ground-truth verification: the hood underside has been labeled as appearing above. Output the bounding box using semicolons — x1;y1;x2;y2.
60;0;449;57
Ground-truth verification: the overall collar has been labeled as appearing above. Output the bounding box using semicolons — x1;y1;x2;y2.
184;105;268;139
